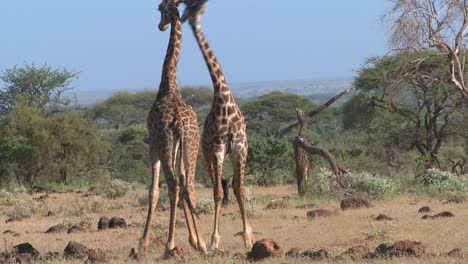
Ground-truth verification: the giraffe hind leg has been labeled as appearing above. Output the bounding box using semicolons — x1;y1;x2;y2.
138;155;161;258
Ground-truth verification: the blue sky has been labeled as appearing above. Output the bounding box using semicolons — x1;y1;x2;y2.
0;0;391;92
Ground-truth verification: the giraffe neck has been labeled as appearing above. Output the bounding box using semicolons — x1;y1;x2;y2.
190;22;232;101
158;10;182;99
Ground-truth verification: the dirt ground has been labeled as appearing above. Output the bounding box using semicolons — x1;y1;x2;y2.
1;185;467;263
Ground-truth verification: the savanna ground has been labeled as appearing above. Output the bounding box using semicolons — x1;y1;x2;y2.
1;185;467;263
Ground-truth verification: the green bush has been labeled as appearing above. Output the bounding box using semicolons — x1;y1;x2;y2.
305;168;396;199
195;198;214;215
423;168;468;197
347;171;397;198
104;179;133;199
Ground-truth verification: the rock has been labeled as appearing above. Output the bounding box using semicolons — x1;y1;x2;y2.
43;251;61;260
12;243;40;259
340;198;373;210
375;214;393;221
446;248;463;258
296;204;316;209
46;224;67;233
342;245;371;258
374;241;430;257
390;240;430;257
303;249;329;260
109;217;127;229
67;226;85;234
266;198;288;209
14;253;32;264
373;243;393;257
421;215;432;220
418;206;431;213
432;211;455;219
46;211;54;217
5;216;22;223
86;249;106;263
444;197;466;204
285;247;304;257
97;216;110;230
306;209;334;220
163;246;184;259
64;241;89;259
3;230;15;235
248;239;284;261
33;194;49;201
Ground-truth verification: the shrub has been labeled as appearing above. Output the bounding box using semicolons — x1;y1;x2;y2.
347;171;396;198
6;199;48;219
104;179;132;199
305;168;396;199
195;198;214;215
58;195;109;216
423;168;468;197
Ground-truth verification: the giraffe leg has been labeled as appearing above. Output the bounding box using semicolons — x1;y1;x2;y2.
210;148;225;249
165;168;180;253
231;147;253;249
138;157;161;258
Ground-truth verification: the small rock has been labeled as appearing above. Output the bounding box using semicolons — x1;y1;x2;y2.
248;239;284;261
266;198;288;210
64;241;89;259
5;216;23;223
421;215;432;220
375;214;393;221
46;224;67;234
303;249;329;260
163;246;184;259
340;198;373;210
109;217;127;229
43;251;61;260
14;253;32;264
3;230;15;235
86;249;106;263
444;197;466;204
306;209;334;220
446;248;463;258
12;243;40;260
67;226;85;234
286;247;304;257
342;245;371;258
46;211;54;217
97;216;110;230
296;204;316;209
418;206;431;213
432;211;455;219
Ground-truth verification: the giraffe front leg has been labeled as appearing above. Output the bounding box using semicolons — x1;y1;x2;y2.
210;150;225;250
231;148;253;249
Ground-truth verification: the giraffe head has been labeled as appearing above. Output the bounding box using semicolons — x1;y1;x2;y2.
180;0;208;25
158;0;181;31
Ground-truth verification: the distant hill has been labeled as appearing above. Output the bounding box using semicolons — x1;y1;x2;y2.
73;78;354;106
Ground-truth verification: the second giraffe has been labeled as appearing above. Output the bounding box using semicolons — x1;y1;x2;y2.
181;0;254;249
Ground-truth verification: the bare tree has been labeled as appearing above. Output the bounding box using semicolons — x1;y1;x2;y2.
384;0;468;99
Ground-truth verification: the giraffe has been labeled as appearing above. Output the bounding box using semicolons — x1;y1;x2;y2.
137;0;207;258
180;0;253;249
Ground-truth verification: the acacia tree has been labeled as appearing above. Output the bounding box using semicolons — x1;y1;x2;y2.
355;52;466;169
0;63;77;116
384;0;468;99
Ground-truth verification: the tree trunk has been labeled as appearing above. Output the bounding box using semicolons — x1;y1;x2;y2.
293;138;310;195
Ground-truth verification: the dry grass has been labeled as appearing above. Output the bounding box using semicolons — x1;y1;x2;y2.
1;185;467;263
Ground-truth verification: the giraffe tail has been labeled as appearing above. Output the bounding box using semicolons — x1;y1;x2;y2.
178;135;200;219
